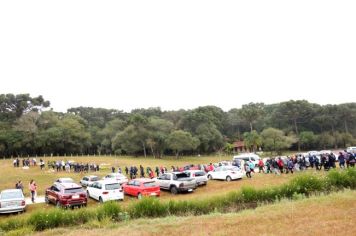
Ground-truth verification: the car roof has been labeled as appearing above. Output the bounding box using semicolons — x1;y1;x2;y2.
84;175;98;178
1;189;23;193
184;169;204;173
57;177;74;181
94;180;121;184
129;178;154;183
56;182;81;188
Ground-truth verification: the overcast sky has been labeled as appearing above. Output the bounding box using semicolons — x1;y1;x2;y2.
1;1;355;112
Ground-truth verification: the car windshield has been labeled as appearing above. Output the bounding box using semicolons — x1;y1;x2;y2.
143;182;156;187
91;177;99;181
1;191;23;200
175;173;189;179
64;188;83;194
60;179;73;183
105;183;120;190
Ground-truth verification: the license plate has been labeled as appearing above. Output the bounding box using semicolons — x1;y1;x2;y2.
188;189;193;192
150;192;157;196
72;195;79;199
6;202;17;207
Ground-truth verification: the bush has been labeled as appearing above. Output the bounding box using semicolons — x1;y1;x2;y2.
97;201;125;222
129;197;168;218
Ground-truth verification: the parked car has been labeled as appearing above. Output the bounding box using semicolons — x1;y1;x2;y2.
154;172;196;194
232;153;261;167
184;170;208;186
103;173;128;185
347;147;356;154
55;178;74;184
80;175;99;187
207;166;243;181
0;189;26;214
45;182;87;208
86;180;124;203
122;178;160;199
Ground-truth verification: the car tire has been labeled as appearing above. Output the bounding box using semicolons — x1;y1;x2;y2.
99;197;104;203
137;193;142;199
56;201;61;208
170;186;178;195
226;176;232;182
207;175;212;180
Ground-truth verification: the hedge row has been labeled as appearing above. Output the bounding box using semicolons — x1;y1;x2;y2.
1;168;355;233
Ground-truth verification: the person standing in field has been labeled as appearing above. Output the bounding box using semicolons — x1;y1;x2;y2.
29;180;37;203
244;163;251;178
16;180;24;193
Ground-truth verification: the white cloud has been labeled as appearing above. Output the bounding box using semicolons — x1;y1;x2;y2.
1;0;355;112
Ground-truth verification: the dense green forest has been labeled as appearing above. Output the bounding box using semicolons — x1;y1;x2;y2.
0;94;355;158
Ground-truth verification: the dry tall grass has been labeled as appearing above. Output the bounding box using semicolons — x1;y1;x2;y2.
35;190;356;236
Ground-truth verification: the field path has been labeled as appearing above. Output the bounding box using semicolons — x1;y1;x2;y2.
25;196;45;205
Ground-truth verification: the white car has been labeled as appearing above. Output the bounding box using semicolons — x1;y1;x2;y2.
103;173;128;185
54;178;74;184
233;153;261;167
86;180;124;203
184;170;208;186
207;166;244;181
80;175;99;187
0;189;26;214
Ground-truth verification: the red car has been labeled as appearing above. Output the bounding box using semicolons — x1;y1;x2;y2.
45;182;87;208
122;178;160;199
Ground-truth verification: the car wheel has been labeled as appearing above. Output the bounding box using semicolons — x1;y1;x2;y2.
207;175;212;180
45;195;49;204
56;201;61;208
99;197;104;203
137;193;142;199
226;176;232;182
170;186;178;195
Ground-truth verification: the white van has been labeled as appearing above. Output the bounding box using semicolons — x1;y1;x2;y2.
346;147;356;153
232;153;261;167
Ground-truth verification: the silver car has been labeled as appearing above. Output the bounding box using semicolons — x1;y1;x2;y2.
0;189;26;214
184;170;208;186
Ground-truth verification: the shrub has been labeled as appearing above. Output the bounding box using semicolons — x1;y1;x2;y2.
129;197;168;218
0;218;25;232
97;201;125;222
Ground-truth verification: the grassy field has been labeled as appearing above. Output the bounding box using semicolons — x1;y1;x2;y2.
33;190;356;236
0;155;326;220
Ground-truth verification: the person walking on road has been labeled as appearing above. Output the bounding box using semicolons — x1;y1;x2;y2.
29;180;37;203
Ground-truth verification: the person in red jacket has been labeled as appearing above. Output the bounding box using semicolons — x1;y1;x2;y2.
258;159;265;173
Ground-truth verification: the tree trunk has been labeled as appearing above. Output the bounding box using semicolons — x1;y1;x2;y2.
175;151;179;159
294;119;300;151
331;125;337;149
142;142;147;158
344;120;349;133
149;144;155;159
249;122;253;132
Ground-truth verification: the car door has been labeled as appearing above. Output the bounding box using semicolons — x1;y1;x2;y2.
91;182;99;200
125;180;135;196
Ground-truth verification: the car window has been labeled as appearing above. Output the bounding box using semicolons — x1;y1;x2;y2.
83;177;88;181
134;181;141;187
184;172;191;177
195;171;205;177
1;191;23;199
91;177;99;181
164;174;171;180
105;183;120;190
175;173;189;179
143;182;156;187
128;180;135;185
251;157;256;161
97;183;102;189
64;188;83;194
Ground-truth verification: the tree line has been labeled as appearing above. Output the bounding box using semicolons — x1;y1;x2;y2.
0;93;355;158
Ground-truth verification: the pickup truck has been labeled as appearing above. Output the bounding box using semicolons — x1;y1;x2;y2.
155;172;197;194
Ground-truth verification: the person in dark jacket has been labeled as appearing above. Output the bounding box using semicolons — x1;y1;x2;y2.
140;165;145;178
338;152;345;169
